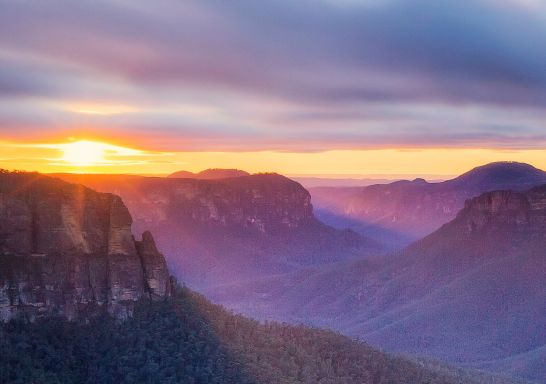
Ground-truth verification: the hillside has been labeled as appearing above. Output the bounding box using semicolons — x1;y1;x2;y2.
209;185;546;382
311;162;546;246
0;286;527;384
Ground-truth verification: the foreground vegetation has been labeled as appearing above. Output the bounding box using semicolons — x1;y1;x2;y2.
0;287;525;384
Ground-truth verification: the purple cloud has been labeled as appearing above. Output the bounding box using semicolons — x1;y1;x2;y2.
0;0;545;150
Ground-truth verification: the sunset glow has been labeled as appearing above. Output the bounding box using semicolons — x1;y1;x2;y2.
0;0;545;177
0;2;545;381
1;139;545;178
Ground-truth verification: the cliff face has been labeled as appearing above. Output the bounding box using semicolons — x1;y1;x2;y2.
458;186;546;235
0;171;171;321
53;173;380;288
159;174;315;233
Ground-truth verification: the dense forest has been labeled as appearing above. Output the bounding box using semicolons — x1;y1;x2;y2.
0;286;528;384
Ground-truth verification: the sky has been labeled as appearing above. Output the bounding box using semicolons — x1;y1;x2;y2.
0;0;545;177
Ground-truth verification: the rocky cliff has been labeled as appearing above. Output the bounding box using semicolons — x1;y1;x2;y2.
0;171;171;321
457;185;546;236
151;173;315;233
56;173;314;233
54;172;381;288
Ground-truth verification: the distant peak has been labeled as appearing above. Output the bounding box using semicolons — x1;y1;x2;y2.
167;168;250;179
196;168;250;179
412;178;427;184
167;170;195;178
448;161;546;190
459;161;543;176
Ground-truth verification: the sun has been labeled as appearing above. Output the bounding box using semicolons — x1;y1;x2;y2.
61;140;107;166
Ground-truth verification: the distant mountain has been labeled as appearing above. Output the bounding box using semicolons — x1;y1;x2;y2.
209;184;546;382
447;162;546;191
311;162;546;247
166;170;196;178
168;168;250;179
294;177;399;188
54;173;382;288
0;171;171;321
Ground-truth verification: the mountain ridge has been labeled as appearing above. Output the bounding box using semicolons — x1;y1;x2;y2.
311;161;546;246
208;183;546;382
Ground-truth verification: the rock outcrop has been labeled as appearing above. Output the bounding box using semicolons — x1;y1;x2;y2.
458;185;546;235
0;171;171;321
136;231;171;298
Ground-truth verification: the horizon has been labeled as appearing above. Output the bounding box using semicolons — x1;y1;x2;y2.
3;156;544;182
2;139;545;179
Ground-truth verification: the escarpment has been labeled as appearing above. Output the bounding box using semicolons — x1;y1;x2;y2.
0;171;171;321
53;173;382;287
458;185;546;235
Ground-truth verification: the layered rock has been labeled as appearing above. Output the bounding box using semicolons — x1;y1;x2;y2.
459;185;546;235
53;172;381;288
0;171;171;321
160;173;315;233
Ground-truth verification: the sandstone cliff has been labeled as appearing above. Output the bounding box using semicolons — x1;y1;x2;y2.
0;171;171;321
458;185;546;235
53;173;382;288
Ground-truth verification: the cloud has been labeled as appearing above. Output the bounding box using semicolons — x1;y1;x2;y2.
0;0;545;151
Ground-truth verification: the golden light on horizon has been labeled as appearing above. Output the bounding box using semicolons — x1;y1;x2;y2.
13;139;157;172
0;139;545;177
